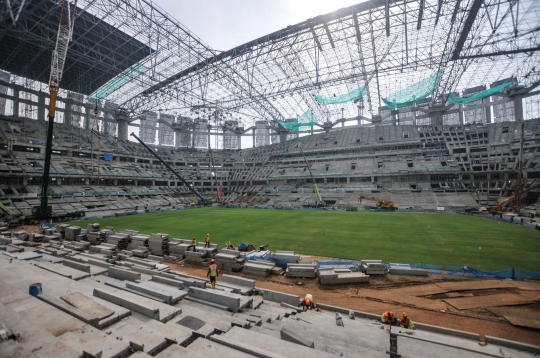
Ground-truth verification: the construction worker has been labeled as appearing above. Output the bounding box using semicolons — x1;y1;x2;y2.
398;312;415;330
192;236;197;252
300;294;315;311
204;234;210;248
207;258;219;289
381;311;397;326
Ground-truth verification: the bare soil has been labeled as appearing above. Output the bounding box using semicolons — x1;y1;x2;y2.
169;257;540;346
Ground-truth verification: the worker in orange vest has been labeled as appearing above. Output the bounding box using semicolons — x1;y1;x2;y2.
300;294;315;311
204;234;210;248
191;236;197;252
398;312;415;329
207;258;219;289
381;311;397;325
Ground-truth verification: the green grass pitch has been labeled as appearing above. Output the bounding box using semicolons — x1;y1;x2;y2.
71;208;540;272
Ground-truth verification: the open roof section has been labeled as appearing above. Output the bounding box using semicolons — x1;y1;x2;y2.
119;0;539;126
0;0;153;95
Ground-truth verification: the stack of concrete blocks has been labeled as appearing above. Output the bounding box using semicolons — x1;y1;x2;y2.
0;235;12;245
28;233;45;243
87;223;101;233
75;231;88;242
285;263;317;278
214;252;244;272
65;241;89;251
388;263;428;276
272;251;301;268
243;260;275;278
89;243;118;257
106;234;130;250
148;233;169;256
54;223;70;238
64;226;81;241
360;260;386;275
132;246;149;258
184;250;209;267
168;239;194;260
127;234;149;251
319;268;370;285
195;242;218;256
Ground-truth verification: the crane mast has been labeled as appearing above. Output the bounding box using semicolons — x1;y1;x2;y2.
38;0;77;218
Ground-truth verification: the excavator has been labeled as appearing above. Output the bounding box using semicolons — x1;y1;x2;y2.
359;196;398;210
487;182;537;215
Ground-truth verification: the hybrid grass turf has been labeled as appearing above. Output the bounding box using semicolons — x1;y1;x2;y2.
72;209;540;272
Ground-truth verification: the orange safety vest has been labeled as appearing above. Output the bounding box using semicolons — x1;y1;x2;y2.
209;263;218;277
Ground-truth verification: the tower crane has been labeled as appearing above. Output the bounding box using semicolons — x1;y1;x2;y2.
37;0;77;218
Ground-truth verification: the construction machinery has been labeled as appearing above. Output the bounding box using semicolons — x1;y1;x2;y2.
130;132;213;205
488;183;537;215
298;145;324;206
360;196;398;210
36;0;78;219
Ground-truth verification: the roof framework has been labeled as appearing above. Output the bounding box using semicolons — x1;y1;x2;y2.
1;0;539;128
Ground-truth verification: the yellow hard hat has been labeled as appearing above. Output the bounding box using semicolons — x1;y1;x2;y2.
210;259;215;263
402;312;407;317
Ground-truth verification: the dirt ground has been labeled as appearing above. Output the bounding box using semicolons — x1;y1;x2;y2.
169;256;540;346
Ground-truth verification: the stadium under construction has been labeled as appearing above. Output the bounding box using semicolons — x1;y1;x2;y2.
0;0;539;357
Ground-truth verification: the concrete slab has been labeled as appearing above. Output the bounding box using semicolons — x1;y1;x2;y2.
188;287;252;313
154;344;206;358
125;281;188;304
94;287;181;322
60;291;115;320
105;318;168;355
108;266;141;281
188;337;255;357
36;262;91;280
129;313;194;346
58;328;131;358
214;326;336;358
7;251;43;260
0;301;80;358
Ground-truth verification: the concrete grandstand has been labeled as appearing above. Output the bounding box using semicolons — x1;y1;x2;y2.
1;0;540;357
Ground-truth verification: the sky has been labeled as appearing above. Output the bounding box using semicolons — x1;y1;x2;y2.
153;0;363;51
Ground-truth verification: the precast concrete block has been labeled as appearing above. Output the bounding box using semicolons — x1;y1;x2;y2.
63;259;91;273
220;274;255;289
188;287;250;313
280;327;315;348
261;288;300;306
93;288;159;319
108;267;141;282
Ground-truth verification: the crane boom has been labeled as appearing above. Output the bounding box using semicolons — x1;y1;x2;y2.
298;145;324;204
38;0;77;218
130;132;212;205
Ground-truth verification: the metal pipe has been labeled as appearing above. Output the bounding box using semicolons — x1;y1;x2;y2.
130;132;210;204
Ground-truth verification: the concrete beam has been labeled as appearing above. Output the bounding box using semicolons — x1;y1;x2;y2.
280;327;315;348
108;267;141;282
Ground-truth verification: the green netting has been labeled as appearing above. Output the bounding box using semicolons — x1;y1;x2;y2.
90;63;147;99
382;72;442;109
277;110;318;132
314;86;366;104
448;81;513;105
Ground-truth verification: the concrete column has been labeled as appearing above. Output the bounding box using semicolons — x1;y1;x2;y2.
391;110;397;125
458;104;464;125
513;94;523;122
12;87;19;119
485;97;492;123
252;130;255;148
117;119;129;141
279;131;288;143
412;108;417;125
64;98;72;126
207;126;211;149
174;129;181;148
37;92;46;121
237;134;242;149
84;105;92;130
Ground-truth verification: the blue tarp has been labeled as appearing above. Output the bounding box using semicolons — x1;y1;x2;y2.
103;153;114;161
